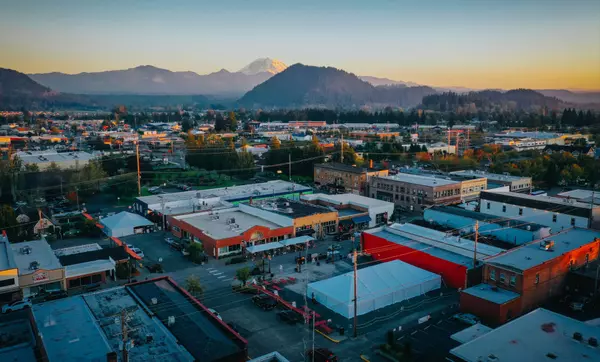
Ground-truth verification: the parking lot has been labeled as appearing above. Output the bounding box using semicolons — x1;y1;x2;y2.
119;231;194;272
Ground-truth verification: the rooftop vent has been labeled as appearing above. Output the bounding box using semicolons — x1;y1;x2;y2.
21;246;32;254
151;297;158;305
546;353;557;359
167;316;176;326
29;261;39;270
589;337;598;347
540;240;555;251
573;332;583;341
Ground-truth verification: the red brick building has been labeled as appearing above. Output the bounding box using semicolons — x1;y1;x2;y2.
460;227;600;326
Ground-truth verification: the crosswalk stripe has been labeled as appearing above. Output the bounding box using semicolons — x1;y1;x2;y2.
217;275;227;279
213;272;224;276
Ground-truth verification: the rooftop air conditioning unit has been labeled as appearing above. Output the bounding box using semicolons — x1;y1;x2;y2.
29;261;39;270
151;297;158;305
21;246;32;254
540;240;555;251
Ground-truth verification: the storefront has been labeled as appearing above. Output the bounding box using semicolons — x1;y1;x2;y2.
12;240;66;297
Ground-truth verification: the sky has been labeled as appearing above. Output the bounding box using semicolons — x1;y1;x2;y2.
1;0;599;90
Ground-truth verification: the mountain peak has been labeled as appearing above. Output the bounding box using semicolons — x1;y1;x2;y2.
239;58;287;75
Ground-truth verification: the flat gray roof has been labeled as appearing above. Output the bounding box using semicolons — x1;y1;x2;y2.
462;283;521;304
485;228;600;271
450;308;600;362
11;239;62;275
450;323;493;344
83;287;194;362
450;170;531;183
15;151;94;164
175;209;283;239
137;180;311;206
32;297;112;362
380;173;461;187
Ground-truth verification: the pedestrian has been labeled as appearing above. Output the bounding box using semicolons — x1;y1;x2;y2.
279;264;283;273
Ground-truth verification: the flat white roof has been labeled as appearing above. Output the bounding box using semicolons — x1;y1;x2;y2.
557;189;596;200
450;170;531;183
175;209;285;239
482;188;593;209
15;151;94;164
485;227;600;271
450;323;493;344
301;193;394;209
450;308;600;362
12;239;62;275
379;173;461;187
137;180;311;206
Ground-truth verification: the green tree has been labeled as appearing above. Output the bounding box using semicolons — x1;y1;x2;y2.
235;266;251;286
187;242;205;263
186;275;204;298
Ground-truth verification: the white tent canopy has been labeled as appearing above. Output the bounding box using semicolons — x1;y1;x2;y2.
100;211;154;237
306;260;441;318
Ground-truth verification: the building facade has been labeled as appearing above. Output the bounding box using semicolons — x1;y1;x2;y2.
12;240;65;297
314;163;388;195
450;170;532;193
369;174;464;212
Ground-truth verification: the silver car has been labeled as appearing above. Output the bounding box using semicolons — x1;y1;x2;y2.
2;298;32;313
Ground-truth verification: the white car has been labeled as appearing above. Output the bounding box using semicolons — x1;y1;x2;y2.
2;298;32;313
126;244;145;258
207;308;222;321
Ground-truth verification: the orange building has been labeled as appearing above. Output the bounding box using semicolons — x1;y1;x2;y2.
460;228;600;326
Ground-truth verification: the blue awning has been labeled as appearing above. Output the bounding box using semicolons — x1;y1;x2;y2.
352;215;371;224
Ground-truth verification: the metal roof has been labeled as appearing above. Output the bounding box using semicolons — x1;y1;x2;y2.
462;283;521;304
450;308;600;362
485;227;600;271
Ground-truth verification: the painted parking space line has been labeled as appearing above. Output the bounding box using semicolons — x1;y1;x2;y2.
209;270;220;274
222;278;233;282
217;275;227;279
213;272;224;276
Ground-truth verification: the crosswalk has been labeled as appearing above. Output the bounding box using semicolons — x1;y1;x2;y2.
207;267;233;282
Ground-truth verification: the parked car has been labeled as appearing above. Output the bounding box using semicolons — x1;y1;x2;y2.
44;290;69;301
148;186;161;194
126;244;145;258
570;296;590;311
2;298;32;313
147;263;164;273
207;308;222;321
452;313;480;325
252;295;278;311
63;229;80;237
277;310;303;325
306;348;338;362
170;241;184;251
165;237;175;245
335;232;352;241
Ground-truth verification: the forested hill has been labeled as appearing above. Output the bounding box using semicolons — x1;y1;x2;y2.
421;89;567;111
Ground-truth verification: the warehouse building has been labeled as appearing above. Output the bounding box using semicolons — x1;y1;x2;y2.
314;162;388;195
480;189;600;230
362;223;505;289
424;206;551;245
132;180;312;216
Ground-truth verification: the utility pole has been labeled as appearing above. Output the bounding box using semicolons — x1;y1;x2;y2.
340;133;344;164
135;141;141;196
312;311;316;362
76;187;80;211
288;153;291;181
121;309;129;362
353;249;358;338
473;221;479;268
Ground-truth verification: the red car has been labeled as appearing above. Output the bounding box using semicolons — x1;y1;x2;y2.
306;348;338;362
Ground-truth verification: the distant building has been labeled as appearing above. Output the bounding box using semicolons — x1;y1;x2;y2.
480;189;600;230
314;163;388;195
460;228;600;325
450;308;600;362
449;170;532;193
544;144;595;157
15;151;95;170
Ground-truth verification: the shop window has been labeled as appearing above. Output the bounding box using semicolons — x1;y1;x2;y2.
490;269;496;281
92;274;102;283
69;279;81;288
509;275;516;287
499;273;506;284
0;279;15;287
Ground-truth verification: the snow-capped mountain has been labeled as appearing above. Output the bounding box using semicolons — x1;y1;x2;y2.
238;58;287;75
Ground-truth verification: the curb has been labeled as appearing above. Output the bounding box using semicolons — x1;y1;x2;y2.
315;329;341;343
